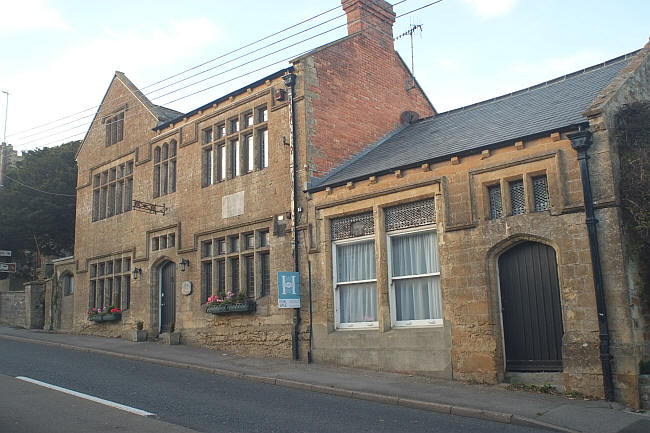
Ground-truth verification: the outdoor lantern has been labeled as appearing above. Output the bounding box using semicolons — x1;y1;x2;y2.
179;258;190;272
132;267;142;280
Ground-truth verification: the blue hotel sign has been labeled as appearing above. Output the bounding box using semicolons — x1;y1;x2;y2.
278;272;300;309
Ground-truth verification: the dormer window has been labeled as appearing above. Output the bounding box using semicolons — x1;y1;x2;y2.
106;112;124;146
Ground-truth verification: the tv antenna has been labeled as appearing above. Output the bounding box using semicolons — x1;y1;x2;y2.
395;24;423;90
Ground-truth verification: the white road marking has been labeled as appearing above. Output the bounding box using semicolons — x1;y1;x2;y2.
16;376;155;417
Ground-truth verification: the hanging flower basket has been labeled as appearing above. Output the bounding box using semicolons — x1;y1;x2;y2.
206;301;256;315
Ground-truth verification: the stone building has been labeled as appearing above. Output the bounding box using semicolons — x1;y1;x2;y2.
305;41;650;407
72;0;432;357
69;0;649;407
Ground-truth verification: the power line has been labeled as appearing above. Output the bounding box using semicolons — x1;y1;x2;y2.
12;0;439;150
6;4;343;140
4;174;76;197
8;1;410;146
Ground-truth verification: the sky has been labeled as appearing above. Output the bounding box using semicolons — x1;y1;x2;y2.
0;0;648;152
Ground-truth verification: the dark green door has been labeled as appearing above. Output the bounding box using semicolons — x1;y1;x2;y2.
160;262;176;332
499;242;563;371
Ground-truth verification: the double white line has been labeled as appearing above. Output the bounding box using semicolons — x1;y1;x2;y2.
16;376;155;417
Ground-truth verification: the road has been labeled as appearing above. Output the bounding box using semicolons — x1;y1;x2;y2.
0;338;548;433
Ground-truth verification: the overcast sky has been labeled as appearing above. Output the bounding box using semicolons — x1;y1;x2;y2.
0;0;648;152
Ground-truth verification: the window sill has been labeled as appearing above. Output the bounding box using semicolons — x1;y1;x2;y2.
335;322;379;331
392;320;443;329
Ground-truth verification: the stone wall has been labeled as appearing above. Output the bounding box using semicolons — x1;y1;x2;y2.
0;291;25;327
640;375;650;410
24;282;44;329
307;128;627;400
44;258;76;331
582;41;650;407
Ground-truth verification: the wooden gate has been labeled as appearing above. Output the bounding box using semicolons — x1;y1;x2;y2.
498;241;563;371
160;261;176;332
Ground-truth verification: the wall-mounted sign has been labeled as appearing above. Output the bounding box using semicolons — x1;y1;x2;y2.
0;263;16;273
181;281;193;295
0;250;11;257
278;271;300;309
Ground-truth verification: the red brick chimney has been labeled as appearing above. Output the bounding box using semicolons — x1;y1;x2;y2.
341;0;396;45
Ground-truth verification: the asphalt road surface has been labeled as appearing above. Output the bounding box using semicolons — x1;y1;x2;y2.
0;339;549;433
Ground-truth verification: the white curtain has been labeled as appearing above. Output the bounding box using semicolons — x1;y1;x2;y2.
336;241;377;323
391;231;442;321
340;282;377;323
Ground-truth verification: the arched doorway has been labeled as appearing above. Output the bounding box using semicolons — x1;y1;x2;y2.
498;241;563;372
159;261;176;332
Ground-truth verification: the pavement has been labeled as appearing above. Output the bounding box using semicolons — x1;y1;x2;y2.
0;325;648;433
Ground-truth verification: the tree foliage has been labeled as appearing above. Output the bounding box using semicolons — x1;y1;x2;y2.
0;141;79;280
613;102;650;306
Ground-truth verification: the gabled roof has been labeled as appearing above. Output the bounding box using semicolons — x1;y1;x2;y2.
76;72;182;160
115;72;183;126
308;51;638;191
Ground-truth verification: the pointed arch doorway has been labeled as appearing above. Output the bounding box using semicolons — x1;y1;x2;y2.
159;261;176;332
498;241;563;372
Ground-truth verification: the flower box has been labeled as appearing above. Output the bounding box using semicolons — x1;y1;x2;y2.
88;313;122;322
206;301;256;315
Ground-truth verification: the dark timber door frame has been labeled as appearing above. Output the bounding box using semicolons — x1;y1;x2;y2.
498;241;563;372
160;261;176;333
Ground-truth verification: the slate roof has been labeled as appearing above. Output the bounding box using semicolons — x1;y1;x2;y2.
115;72;183;126
308;51;637;191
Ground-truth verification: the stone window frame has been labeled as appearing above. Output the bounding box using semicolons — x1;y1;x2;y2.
153;140;177;197
152;232;175;252
105;111;124;147
88;256;131;311
199;106;269;188
92;160;133;222
199;228;271;305
484;170;551;220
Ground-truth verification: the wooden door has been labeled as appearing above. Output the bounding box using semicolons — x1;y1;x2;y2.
160;261;176;332
499;241;563;371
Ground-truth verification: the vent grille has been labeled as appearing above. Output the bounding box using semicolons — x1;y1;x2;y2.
533;175;550;211
488;185;503;219
510;180;526;215
331;212;374;240
385;199;436;232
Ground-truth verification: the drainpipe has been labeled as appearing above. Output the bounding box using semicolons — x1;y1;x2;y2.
283;71;301;361
568;130;615;401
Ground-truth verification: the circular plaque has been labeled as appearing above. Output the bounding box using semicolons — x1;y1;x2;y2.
181;280;192;295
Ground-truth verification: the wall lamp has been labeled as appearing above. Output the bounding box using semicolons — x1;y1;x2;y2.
132;267;142;280
179;259;190;272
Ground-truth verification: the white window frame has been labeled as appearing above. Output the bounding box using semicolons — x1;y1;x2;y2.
387;225;442;328
332;234;378;330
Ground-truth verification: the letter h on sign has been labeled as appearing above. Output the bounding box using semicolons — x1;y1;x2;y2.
278;271;300;309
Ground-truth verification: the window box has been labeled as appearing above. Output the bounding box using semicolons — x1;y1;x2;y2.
88;312;121;322
206;301;256;315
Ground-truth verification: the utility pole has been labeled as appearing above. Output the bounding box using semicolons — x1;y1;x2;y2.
0;90;8;191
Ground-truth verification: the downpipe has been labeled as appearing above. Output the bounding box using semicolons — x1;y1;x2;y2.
283;71;301;361
568;130;615;401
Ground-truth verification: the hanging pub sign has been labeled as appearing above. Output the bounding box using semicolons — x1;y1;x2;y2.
278;271;300;309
